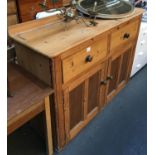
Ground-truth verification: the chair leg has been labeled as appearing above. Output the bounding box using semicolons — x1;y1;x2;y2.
44;96;53;155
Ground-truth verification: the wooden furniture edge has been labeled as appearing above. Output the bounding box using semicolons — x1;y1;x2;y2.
7;101;44;135
52;57;66;150
127;15;143;81
8;8;144;58
44;96;53;155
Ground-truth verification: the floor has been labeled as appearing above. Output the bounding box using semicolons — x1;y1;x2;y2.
8;66;147;155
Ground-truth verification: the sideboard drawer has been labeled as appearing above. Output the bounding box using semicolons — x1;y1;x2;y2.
110;19;139;50
62;37;108;83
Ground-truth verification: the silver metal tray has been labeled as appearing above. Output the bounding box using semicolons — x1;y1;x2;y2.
76;0;135;19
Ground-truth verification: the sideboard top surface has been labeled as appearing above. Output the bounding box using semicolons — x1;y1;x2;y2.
8;8;144;58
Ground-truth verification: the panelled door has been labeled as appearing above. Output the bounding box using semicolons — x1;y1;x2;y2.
106;44;134;102
63;63;107;141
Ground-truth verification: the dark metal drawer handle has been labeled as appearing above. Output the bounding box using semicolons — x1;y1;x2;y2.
100;80;107;85
100;76;113;85
107;75;113;80
123;33;130;39
85;55;93;63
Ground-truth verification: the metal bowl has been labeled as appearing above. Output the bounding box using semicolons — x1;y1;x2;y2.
76;0;135;19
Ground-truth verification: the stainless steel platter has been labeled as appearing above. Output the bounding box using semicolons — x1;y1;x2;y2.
76;0;135;19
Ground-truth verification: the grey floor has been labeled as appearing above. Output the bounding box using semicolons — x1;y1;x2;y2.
8;66;147;155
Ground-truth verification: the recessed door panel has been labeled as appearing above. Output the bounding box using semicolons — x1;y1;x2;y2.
118;49;131;84
108;56;121;95
106;45;133;102
88;72;100;114
69;83;84;130
64;62;107;141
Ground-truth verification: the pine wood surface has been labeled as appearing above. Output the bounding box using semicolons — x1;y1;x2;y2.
7;63;53;122
8;8;144;58
62;35;108;83
7;8;143;150
7;14;18;26
7;0;17;15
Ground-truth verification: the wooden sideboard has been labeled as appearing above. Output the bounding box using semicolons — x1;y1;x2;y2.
8;8;144;151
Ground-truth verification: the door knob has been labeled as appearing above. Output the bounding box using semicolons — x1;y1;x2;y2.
85;55;93;63
107;75;113;80
123;33;130;39
100;80;107;85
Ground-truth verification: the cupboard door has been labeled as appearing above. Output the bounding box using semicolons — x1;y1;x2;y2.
85;71;101;122
64;82;85;140
106;46;133;102
64;64;107;141
107;56;121;95
69;83;84;130
118;48;132;86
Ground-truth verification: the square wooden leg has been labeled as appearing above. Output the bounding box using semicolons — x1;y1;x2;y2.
44;96;53;155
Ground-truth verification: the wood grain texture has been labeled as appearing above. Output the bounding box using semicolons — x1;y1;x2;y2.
63;88;70;141
108;25;141;96
88;72;100;113
44;96;53;155
7;63;53;120
15;43;52;86
8;101;44;135
126;17;142;82
52;57;66;150
64;81;85;141
108;56;121;95
62;36;108;83
63;64;105;142
7;0;17;15
63;63;106;142
8;8;144;58
63;62;105;91
118;49;131;84
7;8;143;151
84;79;89;120
106;42;135;103
99;61;108;108
110;19;139;50
7;63;53;134
69;83;84;129
7;14;18;26
106;38;138;103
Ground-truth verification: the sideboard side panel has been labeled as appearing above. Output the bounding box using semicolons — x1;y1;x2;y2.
52;57;66;150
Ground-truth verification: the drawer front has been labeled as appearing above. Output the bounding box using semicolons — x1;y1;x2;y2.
7;0;17;15
110;19;139;50
62;37;108;83
7;14;18;26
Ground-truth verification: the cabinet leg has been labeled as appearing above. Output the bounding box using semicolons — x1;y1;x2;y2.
44;96;53;155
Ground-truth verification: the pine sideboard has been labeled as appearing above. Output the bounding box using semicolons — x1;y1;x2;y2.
8;8;144;151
